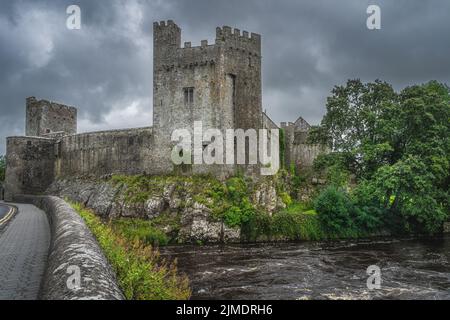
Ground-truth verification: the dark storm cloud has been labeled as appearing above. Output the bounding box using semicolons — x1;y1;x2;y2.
1;0;449;154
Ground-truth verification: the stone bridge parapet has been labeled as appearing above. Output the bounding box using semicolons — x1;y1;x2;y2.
13;195;124;300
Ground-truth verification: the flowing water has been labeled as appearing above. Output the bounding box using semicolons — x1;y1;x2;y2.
160;236;450;300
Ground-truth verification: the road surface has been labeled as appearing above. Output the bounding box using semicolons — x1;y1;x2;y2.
0;202;50;300
0;204;13;222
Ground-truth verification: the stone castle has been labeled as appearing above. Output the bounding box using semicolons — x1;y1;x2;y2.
3;20;324;201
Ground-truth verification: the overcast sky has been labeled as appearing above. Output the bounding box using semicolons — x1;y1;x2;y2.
0;0;449;154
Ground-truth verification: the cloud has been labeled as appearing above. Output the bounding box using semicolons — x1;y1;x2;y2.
78;97;152;133
0;0;449;154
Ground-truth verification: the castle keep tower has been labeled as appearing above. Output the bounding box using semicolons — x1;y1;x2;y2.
152;20;262;176
26;97;77;137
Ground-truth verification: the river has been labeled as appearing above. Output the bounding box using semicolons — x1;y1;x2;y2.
160;236;450;300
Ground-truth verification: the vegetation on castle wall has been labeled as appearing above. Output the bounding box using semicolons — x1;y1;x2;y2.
109;173;340;242
71;202;191;300
279;128;286;169
0;155;5;182
221;177;257;227
111;174;260;230
111;174;224;208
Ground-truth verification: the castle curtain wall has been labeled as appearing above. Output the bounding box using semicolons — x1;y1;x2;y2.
4;136;56;200
56;127;154;178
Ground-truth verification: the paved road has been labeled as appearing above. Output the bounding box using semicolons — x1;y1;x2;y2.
0;202;50;300
0;204;11;221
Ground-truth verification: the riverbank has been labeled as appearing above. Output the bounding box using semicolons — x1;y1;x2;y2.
49;173;314;243
54;173;449;246
77;200;447;247
71;202;191;300
107;210;393;245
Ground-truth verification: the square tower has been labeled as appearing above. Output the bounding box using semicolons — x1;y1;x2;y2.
152;20;262;177
26;97;77;137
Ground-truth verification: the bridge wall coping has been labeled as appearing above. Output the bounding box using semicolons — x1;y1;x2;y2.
13;195;124;300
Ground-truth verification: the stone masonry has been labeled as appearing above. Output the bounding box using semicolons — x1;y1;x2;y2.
26;97;77;137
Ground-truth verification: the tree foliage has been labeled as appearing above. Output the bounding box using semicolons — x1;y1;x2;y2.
311;80;450;234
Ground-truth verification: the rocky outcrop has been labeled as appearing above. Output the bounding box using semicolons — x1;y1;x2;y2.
178;202;240;243
47;178;242;243
46;179;119;218
13;195;124;300
251;180;287;215
46;176;290;243
444;222;450;234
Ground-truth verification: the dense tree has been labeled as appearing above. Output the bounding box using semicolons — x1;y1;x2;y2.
309;79;398;178
310;80;450;234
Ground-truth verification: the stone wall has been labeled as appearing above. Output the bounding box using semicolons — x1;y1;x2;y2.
262;112;279;130
57;127;154;178
13;195;124;300
4;127;157;200
282;118;326;170
291;143;326;168
26;97;77;137
4;136;56;201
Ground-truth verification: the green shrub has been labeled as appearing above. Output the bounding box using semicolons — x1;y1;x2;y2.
223;200;256;227
226;177;249;201
220;177;258;228
351;181;387;232
111;218;169;246
272;212;298;238
272;211;324;241
279;192;292;207
241;211;272;241
327;163;350;188
314;186;355;234
241;205;326;242
71;202;191;300
282;202;309;214
297;214;324;240
352;205;385;232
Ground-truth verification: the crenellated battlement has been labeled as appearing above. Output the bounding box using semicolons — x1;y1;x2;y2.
153;20;261;60
215;26;261;42
153;19;179;29
215;26;261;54
153;20;181;65
182;39;212;49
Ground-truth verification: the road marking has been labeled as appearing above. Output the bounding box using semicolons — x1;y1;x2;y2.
0;205;16;226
